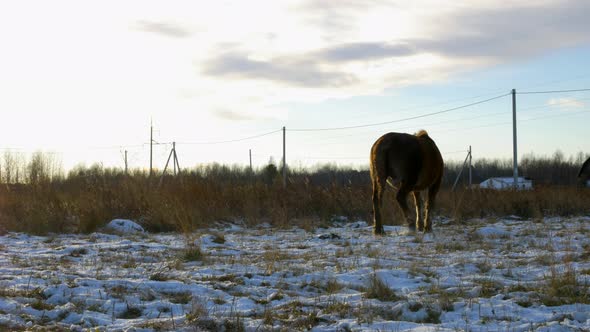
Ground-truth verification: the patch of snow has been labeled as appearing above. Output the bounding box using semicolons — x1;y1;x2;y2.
0;299;18;312
476;225;511;237
105;219;145;234
346;221;368;228
318;233;341;240
213;220;245;232
1;217;590;331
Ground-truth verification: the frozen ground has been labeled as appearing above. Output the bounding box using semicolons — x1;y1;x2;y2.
1;217;589;331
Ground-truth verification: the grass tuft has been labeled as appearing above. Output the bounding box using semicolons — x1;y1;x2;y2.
183;246;205;262
364;274;400;302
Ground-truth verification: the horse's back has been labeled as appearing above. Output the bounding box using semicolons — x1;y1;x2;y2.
370;131;442;189
371;132;423;181
416;133;443;188
371;132;421;157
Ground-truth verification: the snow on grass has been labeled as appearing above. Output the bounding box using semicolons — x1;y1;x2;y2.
0;217;589;331
105;219;145;234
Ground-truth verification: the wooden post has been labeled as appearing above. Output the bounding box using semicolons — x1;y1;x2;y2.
172;142;177;176
159;146;174;187
468;146;472;188
452;148;471;192
149;122;153;178
512;89;518;189
282;126;286;188
173;142;180;175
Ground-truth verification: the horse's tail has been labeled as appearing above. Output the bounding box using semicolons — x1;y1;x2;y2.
386;178;398;190
370;134;391;186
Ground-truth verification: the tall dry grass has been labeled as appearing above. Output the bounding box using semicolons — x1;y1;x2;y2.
2;174;589;235
0;163;372;234
438;186;590;221
0;151;589;234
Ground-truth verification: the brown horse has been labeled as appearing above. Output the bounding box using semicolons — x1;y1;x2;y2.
370;130;443;235
578;157;590;187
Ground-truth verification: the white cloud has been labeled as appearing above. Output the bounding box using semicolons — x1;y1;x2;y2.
189;0;590;114
0;0;589;168
547;98;585;109
135;20;192;38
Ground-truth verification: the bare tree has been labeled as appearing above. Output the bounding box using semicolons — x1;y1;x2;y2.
3;151;16;183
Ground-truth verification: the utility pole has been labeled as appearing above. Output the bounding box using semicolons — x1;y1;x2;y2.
249;149;252;171
172;142;177;176
159;142;181;187
452;147;472;192
468;145;472;188
149;121;153;178
282;126;286;188
124;150;128;175
512;89;518;189
173;142;180;176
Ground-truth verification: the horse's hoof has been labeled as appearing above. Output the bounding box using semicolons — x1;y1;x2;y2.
373;228;385;236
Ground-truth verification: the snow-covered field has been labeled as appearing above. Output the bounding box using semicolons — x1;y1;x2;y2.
1;217;589;331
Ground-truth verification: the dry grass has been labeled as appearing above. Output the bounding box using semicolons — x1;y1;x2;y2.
438;187;590;222
1;161;589;235
364;274;400;302
540;263;590;306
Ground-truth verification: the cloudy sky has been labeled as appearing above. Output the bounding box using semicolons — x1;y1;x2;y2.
1;0;589;171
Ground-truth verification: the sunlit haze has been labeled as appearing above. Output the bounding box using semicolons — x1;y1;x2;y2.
1;0;589;172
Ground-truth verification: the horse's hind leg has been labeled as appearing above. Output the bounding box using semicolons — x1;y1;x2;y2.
424;179;441;232
412;191;424;232
372;177;386;235
396;182;414;230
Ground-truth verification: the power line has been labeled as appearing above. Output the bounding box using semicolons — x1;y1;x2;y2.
150;141;171;146
176;129;282;145
290;107;511;146
289;92;511;132
432;108;590;135
444;150;469;155
517;88;590;95
293;92;590;146
343;88;511;122
88;143;146;150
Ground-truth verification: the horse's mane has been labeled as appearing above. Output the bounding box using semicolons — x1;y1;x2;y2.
415;130;429;137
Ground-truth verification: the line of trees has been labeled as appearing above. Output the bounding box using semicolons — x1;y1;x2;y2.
0;151;63;185
444;150;589;188
0;150;588;187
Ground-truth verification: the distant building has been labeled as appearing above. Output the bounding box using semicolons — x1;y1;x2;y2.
479;177;533;190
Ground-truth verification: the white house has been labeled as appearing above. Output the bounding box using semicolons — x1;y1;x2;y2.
479;177;533;190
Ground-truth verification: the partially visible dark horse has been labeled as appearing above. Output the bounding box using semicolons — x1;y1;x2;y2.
578;157;590;187
370;130;443;235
